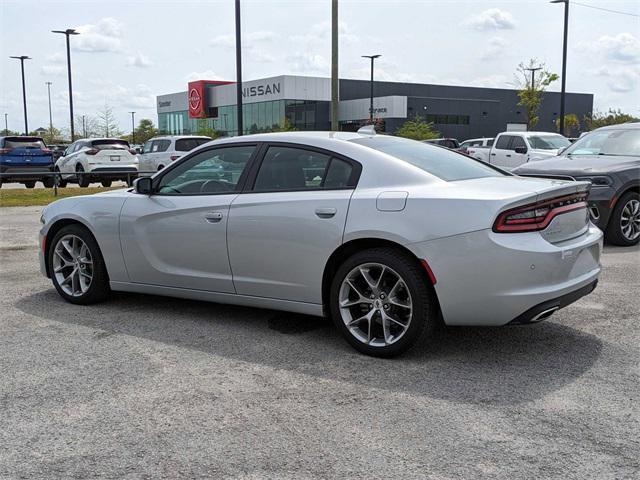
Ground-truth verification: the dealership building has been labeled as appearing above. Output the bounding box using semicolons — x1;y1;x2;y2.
156;75;593;139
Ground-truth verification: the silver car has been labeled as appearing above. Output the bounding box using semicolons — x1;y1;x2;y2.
39;130;602;357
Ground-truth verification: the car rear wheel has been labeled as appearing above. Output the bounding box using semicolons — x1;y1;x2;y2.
24;181;35;189
42;177;55;188
607;191;640;246
76;165;90;188
54;169;67;188
330;248;438;357
48;224;110;304
101;180;112;188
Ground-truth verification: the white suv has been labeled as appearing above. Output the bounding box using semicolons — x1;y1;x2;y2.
55;138;139;187
139;135;212;175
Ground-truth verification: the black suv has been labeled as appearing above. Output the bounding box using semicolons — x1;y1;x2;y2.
514;123;640;246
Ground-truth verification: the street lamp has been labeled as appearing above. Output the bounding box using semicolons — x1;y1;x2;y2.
9;55;31;135
52;28;80;141
524;66;542;91
235;0;243;136
129;111;136;144
361;54;381;122
4;113;7;134
82;115;86;138
551;0;569;136
46;82;53;135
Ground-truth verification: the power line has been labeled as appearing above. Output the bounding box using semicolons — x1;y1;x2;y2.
572;1;640;18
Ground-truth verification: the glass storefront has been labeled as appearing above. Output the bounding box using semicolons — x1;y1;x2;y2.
158;99;329;137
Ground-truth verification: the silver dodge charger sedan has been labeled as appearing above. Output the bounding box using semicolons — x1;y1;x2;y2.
39;129;602;357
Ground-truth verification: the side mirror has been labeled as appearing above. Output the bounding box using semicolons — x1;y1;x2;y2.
514;146;528;154
134;176;153;195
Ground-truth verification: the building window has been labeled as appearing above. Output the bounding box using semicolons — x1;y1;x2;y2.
425;114;470;125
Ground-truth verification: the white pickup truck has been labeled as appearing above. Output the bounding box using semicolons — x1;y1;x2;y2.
467;131;571;169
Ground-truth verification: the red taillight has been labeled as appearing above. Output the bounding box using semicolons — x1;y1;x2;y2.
170;155;180;161
129;148;137;155
85;148;99;155
0;148;13;154
42;148;52;154
493;193;588;233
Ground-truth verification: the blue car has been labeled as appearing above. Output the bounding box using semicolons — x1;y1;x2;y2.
0;136;55;188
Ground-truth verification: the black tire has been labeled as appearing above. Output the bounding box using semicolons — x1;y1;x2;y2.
48;224;110;305
101;180;112;188
76;165;90;188
24;181;35;189
55;170;67;188
126;176;136;187
42;177;55;188
606;191;640;246
157;165;164;171
330;248;438;357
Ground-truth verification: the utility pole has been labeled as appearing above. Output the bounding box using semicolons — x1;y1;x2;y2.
4;113;7;134
331;0;339;131
9;56;31;135
46;82;53;134
129;111;136;144
82;115;86;138
52;29;79;141
551;0;569;136
361;55;381;122
235;0;243;136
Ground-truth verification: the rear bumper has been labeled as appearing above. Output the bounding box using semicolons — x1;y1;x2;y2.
407;224;603;326
86;166;138;180
508;280;597;325
0;164;53;182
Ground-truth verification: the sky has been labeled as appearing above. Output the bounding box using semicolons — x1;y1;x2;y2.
1;0;639;135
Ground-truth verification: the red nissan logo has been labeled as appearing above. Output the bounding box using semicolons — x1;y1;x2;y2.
189;88;201;110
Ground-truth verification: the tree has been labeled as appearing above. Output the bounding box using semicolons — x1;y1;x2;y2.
96;104;122;138
555;114;580;136
195;118;220;139
395;115;439;140
73;114;100;139
1;128;20;136
269;118;297;132
515;59;559;130
42;126;64;144
583;109;639;131
121;119;158;144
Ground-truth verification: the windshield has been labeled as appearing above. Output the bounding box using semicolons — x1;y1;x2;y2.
91;139;130;151
563;128;640;157
350;136;504;181
528;135;571;150
4;137;46;149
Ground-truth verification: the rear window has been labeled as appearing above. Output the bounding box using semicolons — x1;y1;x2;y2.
91;139;129;151
4;137;46;149
175;137;211;152
350;136;504;181
528;135;571;150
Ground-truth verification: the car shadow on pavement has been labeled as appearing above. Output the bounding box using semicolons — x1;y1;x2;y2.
16;289;603;406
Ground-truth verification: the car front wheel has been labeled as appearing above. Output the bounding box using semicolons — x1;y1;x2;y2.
606;191;640;246
48;224;110;304
330;248;438;357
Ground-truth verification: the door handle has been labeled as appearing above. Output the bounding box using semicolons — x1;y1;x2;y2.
506;154;511;157
491;153;496;156
315;207;337;219
205;211;223;223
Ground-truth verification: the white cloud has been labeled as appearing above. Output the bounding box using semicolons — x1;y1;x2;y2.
480;36;508;61
73;17;124;53
46;52;66;64
469;74;512;89
126;51;153;68
184;70;227;82
581;33;640;65
463;9;516;31
595;65;640;93
209;30;276;63
286;53;329;74
40;65;66;77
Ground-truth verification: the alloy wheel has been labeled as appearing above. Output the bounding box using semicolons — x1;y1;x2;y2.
620;198;640;241
52;234;94;297
339;263;413;346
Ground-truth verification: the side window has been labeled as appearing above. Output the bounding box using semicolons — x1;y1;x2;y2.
511;136;527;151
253;146;354;191
487;139;494;147
157;145;255;195
142;140;153;154
151;141;160;153
156;140;171;152
495;135;512;149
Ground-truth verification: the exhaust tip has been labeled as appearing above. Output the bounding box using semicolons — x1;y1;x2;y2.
530;306;559;323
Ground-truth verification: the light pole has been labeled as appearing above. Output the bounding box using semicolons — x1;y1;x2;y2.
361;54;381;122
52;29;79;141
9;55;31;135
331;0;339;131
551;0;569;136
235;0;243;136
524;66;542;91
46;82;53;135
129;111;136;144
4;113;7;134
82;115;86;138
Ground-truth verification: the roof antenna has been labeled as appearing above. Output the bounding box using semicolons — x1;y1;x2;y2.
357;124;376;136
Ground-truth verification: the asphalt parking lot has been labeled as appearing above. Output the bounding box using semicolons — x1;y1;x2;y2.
0;206;638;479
